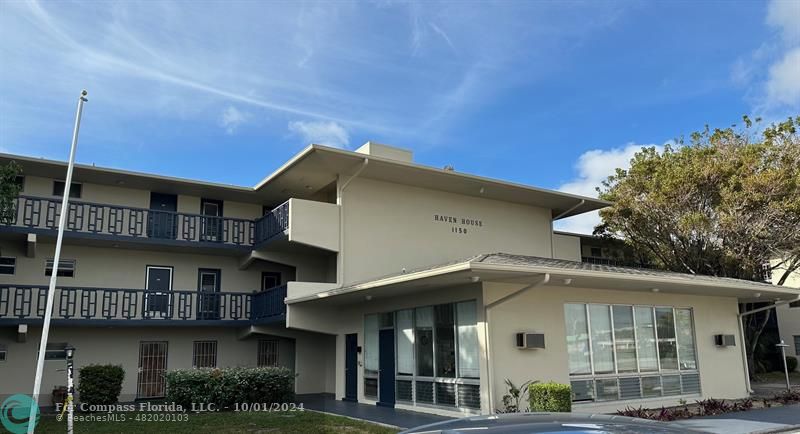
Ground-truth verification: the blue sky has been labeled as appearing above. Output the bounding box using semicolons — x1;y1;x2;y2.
1;0;798;233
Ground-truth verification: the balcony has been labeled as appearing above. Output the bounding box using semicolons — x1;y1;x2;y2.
3;195;257;249
0;284;287;326
254;198;339;252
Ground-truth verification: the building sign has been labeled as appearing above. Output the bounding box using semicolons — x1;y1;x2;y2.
433;214;483;235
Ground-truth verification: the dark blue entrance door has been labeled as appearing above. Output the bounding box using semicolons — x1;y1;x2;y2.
344;334;358;402
378;329;395;407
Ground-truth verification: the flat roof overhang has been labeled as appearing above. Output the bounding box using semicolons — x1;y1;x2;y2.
257;146;609;219
286;262;800;306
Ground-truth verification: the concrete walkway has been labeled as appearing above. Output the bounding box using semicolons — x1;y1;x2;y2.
671;404;800;434
298;394;452;429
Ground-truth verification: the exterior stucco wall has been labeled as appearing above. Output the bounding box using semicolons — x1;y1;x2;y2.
0;326;303;403
552;234;581;261
341;177;553;285
20;176;262;220
1;242;295;292
484;282;748;413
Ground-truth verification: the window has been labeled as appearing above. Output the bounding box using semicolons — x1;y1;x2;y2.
52;181;82;198
192;341;217;368
564;304;699;403
396;310;414;376
367;301;481;410
434;304;456;378
794;336;800;356
45;259;75;277
590;247;602;257
415;307;434;377
457;301;480;378
0;344;6;362
257;339;279;367
0;257;15;275
44;343;69;360
261;272;281;290
364;314;379;398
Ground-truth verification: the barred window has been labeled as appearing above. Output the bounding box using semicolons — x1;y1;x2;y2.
0;257;15;275
45;259;76;277
257;339;279;367
192;341;217;368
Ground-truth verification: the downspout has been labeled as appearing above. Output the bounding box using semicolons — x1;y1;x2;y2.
550;200;585;258
483;273;550;413
737;295;800;394
337;158;369;286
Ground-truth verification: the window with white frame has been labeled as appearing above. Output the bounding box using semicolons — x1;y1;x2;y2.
257;339;279;367
564;303;700;403
45;259;76;277
363;300;480;410
0;257;15;275
192;341;217;368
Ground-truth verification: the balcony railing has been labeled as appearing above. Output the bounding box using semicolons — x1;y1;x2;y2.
581;256;647;268
4;195;256;247
0;284;287;324
253;200;289;245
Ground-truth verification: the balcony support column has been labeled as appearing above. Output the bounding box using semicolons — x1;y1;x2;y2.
26;233;36;258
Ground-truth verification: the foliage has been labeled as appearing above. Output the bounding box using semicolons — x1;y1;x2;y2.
696;398;731;415
597;116;800;282
0;161;22;225
773;389;800;404
528;382;571;412
78;365;125;406
165;367;296;409
498;378;537;413
787;356;798;372
595;116;800;376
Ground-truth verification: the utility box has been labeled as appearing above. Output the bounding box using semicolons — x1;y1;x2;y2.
516;333;545;349
714;334;736;347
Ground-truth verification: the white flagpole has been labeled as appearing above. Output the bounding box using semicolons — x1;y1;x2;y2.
28;90;88;434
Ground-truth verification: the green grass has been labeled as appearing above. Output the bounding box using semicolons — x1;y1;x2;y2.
35;410;400;433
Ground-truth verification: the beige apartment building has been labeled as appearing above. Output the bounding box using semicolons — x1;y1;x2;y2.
1;143;798;416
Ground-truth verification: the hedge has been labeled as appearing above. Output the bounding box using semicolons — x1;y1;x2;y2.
787;356;798;373
166;367;296;408
78;364;125;406
529;382;571;412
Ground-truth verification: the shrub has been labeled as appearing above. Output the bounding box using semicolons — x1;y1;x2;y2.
528;382;571;412
498;379;536;413
696;398;731;416
78;365;125;406
166;367;296;409
617;406;652;419
786;356;798;372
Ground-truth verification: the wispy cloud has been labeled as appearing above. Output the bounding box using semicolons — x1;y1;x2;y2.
733;0;800;113
220;106;250;134
556;143;661;234
288;120;349;148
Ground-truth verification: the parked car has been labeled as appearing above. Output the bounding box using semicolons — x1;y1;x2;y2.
399;413;708;434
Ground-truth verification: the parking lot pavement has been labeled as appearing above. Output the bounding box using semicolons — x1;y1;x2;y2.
670;404;800;434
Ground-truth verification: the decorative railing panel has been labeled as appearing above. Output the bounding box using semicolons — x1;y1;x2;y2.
0;285;286;323
6;196;256;247
253;201;290;245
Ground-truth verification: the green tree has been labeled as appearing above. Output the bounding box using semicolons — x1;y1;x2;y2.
0;161;22;224
596;116;800;376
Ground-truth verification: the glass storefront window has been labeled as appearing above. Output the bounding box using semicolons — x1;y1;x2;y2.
434;304;456;378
